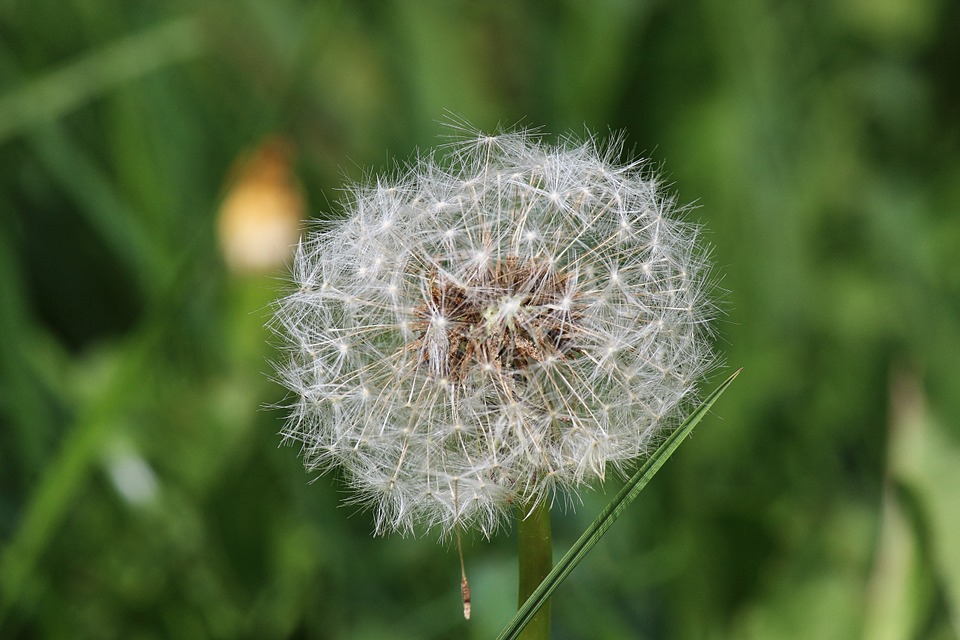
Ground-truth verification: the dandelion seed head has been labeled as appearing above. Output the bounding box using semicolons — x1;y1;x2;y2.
272;127;716;537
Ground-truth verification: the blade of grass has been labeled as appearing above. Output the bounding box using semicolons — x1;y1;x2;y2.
0;212;61;477
0;16;204;144
28;124;163;289
0;244;208;627
497;368;741;640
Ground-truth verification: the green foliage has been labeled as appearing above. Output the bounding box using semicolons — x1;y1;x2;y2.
1;0;958;638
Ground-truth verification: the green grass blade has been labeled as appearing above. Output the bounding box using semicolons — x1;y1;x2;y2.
497;368;742;640
0;16;204;143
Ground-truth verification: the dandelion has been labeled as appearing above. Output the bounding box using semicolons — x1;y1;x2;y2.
272;127;715;539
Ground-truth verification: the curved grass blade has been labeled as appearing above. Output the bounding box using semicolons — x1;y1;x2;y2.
0;17;204;143
497;368;742;640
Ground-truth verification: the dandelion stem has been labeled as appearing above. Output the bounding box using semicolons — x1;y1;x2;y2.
517;497;552;639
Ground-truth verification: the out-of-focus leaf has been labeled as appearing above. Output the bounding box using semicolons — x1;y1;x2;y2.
889;368;960;636
862;482;929;640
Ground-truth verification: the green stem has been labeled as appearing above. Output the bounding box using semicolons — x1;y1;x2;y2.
517;497;552;639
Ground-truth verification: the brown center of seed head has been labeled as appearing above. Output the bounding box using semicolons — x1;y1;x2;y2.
411;256;583;384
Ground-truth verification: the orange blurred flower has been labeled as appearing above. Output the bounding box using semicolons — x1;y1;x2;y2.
217;137;303;274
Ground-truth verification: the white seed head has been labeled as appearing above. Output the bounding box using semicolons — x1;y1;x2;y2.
272;128;716;537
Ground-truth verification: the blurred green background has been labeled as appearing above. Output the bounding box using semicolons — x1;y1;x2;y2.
2;0;959;638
